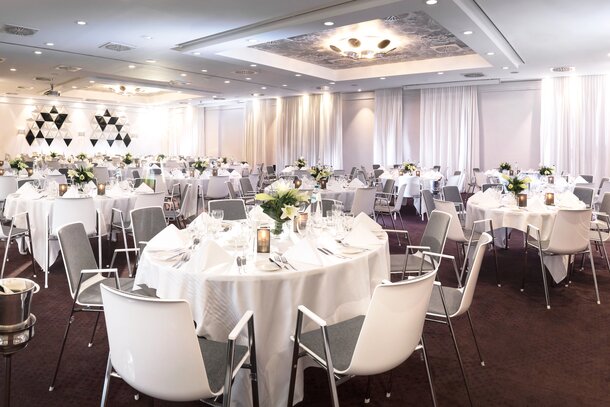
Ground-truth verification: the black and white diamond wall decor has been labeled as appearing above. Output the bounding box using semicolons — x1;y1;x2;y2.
91;109;132;147
24;105;71;147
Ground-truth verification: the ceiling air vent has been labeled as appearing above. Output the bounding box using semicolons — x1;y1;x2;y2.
34;76;52;82
1;24;38;36
431;44;462;54
385;16;400;22
462;72;485;78
551;66;575;73
233;70;257;75
55;65;82;72
99;42;136;52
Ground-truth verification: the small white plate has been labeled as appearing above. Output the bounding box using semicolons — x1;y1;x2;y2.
341;246;366;255
256;260;281;272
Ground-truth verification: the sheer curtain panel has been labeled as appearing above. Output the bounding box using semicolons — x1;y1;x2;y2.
420;86;480;178
374;88;403;166
245;99;277;168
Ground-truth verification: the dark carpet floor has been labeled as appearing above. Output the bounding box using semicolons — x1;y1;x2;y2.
2;199;610;407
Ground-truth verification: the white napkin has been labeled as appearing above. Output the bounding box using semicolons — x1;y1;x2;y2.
63;186;80;198
574;176;588;184
189;212;211;229
284;237;324;266
556;192;586;209
527;196;548;212
50;169;61;175
348;178;364;188
343;222;383;248
353;212;382;232
146;224;189;252
135;183;154;193
190;240;233;271
282;166;295;173
16;182;41;199
150;164;160;169
248;206;274;224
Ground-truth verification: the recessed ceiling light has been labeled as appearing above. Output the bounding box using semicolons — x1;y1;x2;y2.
34;50;42;55
379;77;386;80
245;77;252;80
295;74;302;77
463;30;473;35
250;64;257;67
261;86;267;90
193;52;200;56
357;88;362;92
425;0;437;4
9;68;16;72
251;93;261;97
89;80;95;84
76;20;87;25
71;86;78;89
142;35;153;40
324;21;334;26
224;80;231;84
45;42;54;46
185;82;191;85
128;65;136;69
180;73;187;77
282;84;287;87
201;69;208;73
329;82;335;85
146;59;156;63
437;72;444;75
486;52;495;56
502;66;509;70
177;91;182;93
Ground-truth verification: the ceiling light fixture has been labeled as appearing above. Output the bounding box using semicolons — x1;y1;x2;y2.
71;86;78;89
180;73;187;77
109;84;144;96
89;80;95;84
224;80;231;84
201;69;207;72
261;86;267;90
357;88;362;92
329;35;396;59
76;20;87;25
295;74;302;77
128;64;136;69
45;42;54;46
329;82;335;85
245;77;252;80
250;64;257;67
502;66;509;70
146;59;156;63
9;68;16;72
437;72;444;75
379;77;386;80
463;30;473;35
282;84;287;87
193;52;200;56
34;50;42;55
486;52;495;56
425;0;437;5
324;21;334;26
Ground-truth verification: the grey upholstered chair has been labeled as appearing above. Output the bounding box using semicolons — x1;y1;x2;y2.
208;199;248;221
573;186;594;208
421;189;435;220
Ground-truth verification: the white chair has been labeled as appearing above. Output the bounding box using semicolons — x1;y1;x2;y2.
45;197;102;288
109;192;165;275
165;183;193;228
524;209;600;309
205;176;230;200
100;284;259;407
422;232;493;406
375;183;407;230
286;270;438;406
208;199;247;221
349;187;376;217
590;192;610;271
434;199;501;286
0;176;17;218
0;212;36;279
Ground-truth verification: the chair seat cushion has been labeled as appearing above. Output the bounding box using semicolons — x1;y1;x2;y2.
427;286;463;318
198;337;249;394
390;253;435;274
298;315;365;372
1;224;28;237
77;277;135;306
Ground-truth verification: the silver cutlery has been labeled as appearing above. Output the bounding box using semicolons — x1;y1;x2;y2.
277;253;297;271
269;257;287;270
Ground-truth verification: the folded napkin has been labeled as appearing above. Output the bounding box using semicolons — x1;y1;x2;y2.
353;212;382;232
50;169;61;175
527;197;548;212
189;212;211;230
135;183;154;193
343;222;383;248
248;206;274;224
282;166;295;173
574;176;588;184
270;178;293;191
190;240;233;271
63;186;80;198
556;192;586;209
16;182;41;199
146;224;189;252
284;237;324;266
348;178;365;188
150;164;160;169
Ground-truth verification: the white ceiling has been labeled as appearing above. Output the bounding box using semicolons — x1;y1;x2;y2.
1;0;609;105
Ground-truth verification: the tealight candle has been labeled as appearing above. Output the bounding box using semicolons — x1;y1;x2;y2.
26;168;33;177
0;169;4;176
294;177;302;189
415;170;421;177
212;168;218;177
0;161;4;167
545;192;554;205
518;193;528;207
319;178;327;189
97;183;106;196
509;170;514;176
399;170;404;176
59;184;68;197
548;175;554;184
257;227;270;253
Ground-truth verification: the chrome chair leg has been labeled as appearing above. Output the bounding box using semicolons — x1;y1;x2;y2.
538;250;551;309
364;376;372;404
49;305;77;391
88;312;101;347
466;311;485;366
588;249;601;305
100;353;112;407
420;335;437;407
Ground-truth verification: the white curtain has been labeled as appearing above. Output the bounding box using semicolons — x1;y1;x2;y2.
419;86;480;177
374;88;403;166
276;93;342;169
540;75;610;181
167;105;205;156
245;99;277;167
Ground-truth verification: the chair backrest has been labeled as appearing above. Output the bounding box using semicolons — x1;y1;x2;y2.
57;222;99;299
453;170;462;176
208;199;247;221
547;209;592;254
356;171;367;184
372;164;381;170
134;178;157;191
445;174;461;188
454;232;493;316
51;197;97;235
58;168;69;177
206;176;230;199
432;165;441;172
474;172;488;187
131;206;167;248
319;199;341;217
134;192;165;210
421;189;435;214
420;210;451;255
481;183;502;192
177;184;194;216
266;165;276;176
442;185;463;205
93;166;110;183
381;178;395;194
573;186;594;208
226;181;237;199
346;270;437;375
373;169;384;179
239;177;255;195
17;179;35;189
132;170;141;179
579;174;594;183
599;192;610;216
350;187;376;217
0;176;17;201
100;285;214;401
433;199;466;242
392;184;407;210
598;180;610;198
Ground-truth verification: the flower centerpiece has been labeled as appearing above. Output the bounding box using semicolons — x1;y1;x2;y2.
255;183;309;235
123;152;133;165
309;164;333;181
402;162;417;174
192;159;208;173
539;165;554;176
9;156;28;171
67;165;95;189
49;151;59;159
499;162;512;172
502;174;531;195
76;153;88;161
156;154;166;162
295;157;307;169
221;157;229;164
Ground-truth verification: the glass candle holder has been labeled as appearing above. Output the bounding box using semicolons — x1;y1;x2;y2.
319;178;327;189
548;175;554;184
212;168;218;176
26;168;34;177
0;169;4;176
256;227;270;253
509;170;514;176
415;170;421;177
294;177;302;189
59;184;68;197
0;161;4;166
545;192;554;205
295;212;308;233
97;183;106;196
518;193;528;207
189;169;195;178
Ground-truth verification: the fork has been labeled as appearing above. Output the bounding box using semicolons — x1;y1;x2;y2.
278;253;297;271
317;247;349;259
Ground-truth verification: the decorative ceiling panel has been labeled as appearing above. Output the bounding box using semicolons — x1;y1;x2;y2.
251;11;474;69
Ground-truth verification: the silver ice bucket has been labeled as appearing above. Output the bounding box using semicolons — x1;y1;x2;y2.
0;278;40;329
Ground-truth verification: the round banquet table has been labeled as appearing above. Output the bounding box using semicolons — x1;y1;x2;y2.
134;227;390;407
4;191;139;269
318;188;356;211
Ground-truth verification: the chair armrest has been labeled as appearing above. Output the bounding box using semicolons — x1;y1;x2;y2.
381;279;392;285
421;251;455;261
81;268;118;275
297;305;327;327
406;245;431;251
422;252;462;287
228;310;254;341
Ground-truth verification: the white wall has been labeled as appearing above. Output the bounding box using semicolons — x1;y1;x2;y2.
478;81;542;170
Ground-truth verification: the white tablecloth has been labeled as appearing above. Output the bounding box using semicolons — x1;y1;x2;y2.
134;228;390;407
4;192;138;268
